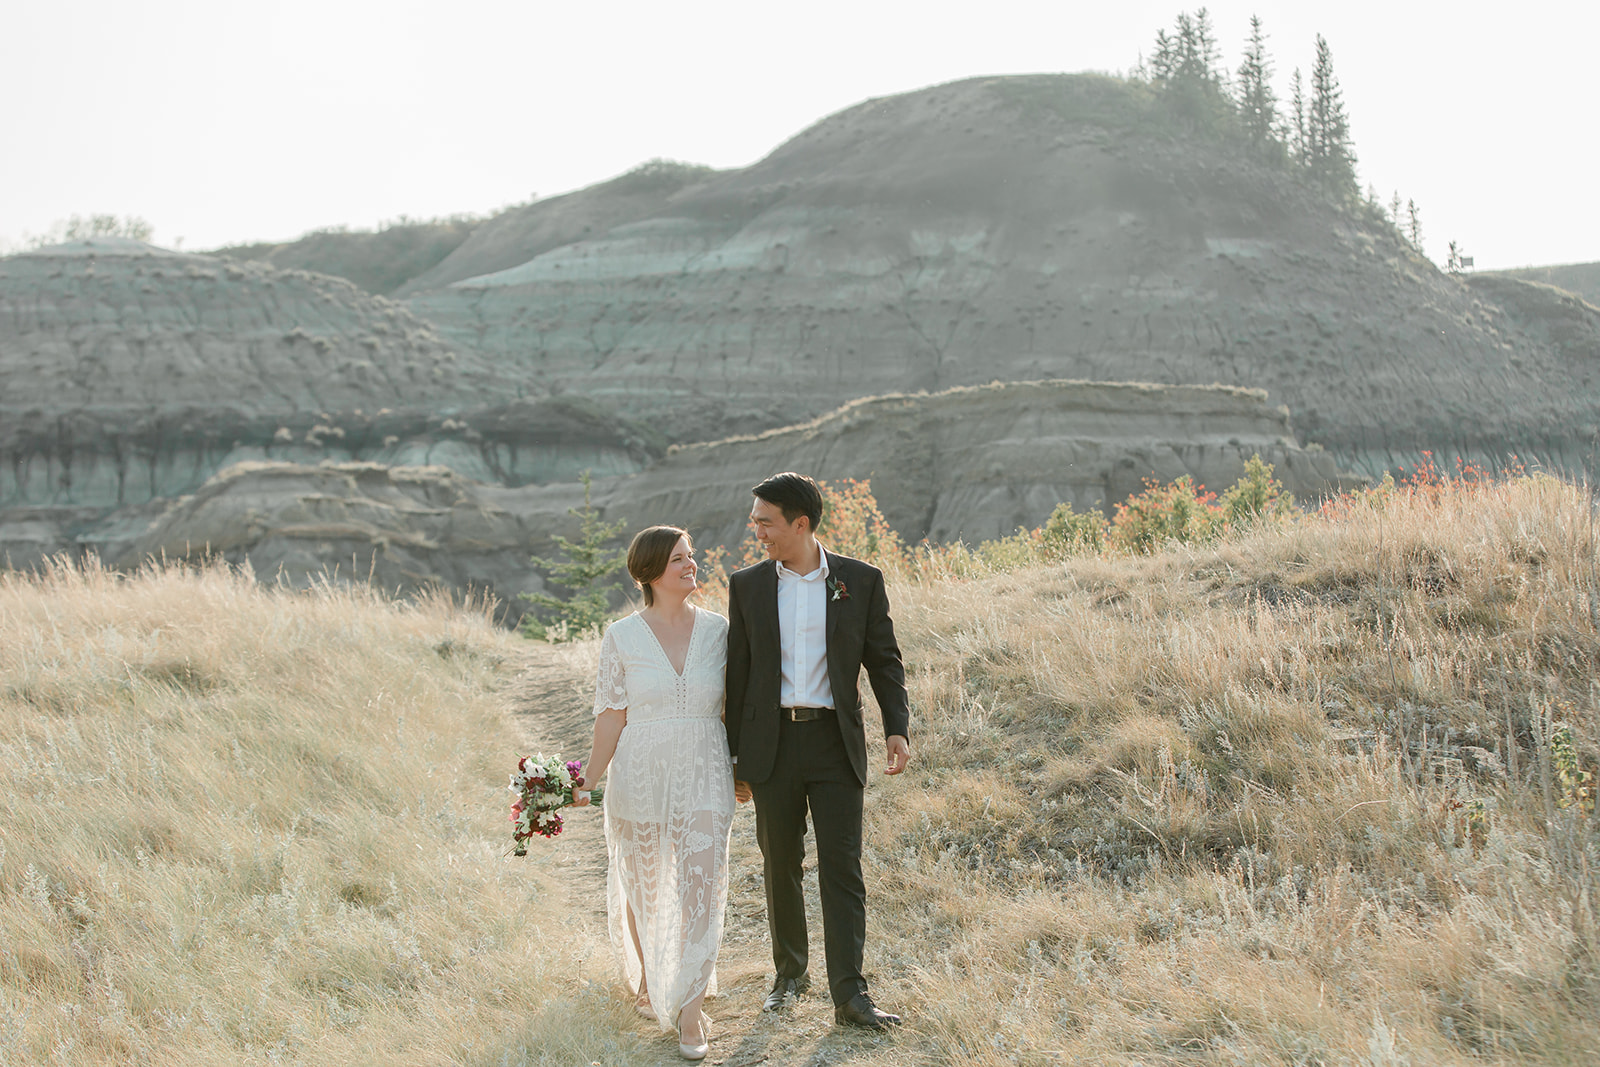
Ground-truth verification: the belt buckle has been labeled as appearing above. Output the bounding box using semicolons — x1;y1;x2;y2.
785;706;825;722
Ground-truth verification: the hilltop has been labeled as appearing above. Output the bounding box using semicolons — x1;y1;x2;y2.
214;216;479;297
1485;260;1600;308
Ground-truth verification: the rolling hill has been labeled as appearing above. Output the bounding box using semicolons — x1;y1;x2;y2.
398;75;1600;477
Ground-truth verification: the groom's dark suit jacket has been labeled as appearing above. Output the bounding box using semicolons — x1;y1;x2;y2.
725;551;910;785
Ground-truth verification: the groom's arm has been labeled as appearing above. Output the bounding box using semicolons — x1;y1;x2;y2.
724;572;750;762
860;566;911;751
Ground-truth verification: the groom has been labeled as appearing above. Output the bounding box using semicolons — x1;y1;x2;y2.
725;472;911;1031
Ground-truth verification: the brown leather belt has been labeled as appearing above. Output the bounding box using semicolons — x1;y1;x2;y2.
781;706;830;722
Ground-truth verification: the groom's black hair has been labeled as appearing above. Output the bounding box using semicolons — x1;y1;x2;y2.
752;472;823;533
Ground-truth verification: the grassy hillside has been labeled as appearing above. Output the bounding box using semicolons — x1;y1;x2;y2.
214;216;478;295
869;472;1598;1064
0;565;650;1064
1485;262;1600;310
4;472;1597;1064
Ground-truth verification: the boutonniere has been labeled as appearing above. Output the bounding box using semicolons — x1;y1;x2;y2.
826;576;850;602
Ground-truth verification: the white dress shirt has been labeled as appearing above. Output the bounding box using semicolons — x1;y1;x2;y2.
776;548;835;709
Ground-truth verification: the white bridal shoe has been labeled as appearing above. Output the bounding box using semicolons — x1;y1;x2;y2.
677;1009;711;1061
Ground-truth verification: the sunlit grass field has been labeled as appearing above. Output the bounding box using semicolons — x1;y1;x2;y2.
0;565;654;1064
3;472;1597;1065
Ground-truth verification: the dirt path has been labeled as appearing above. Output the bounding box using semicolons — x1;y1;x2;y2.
505;641;901;1067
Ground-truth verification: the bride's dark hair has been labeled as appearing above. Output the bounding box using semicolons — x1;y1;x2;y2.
628;525;691;606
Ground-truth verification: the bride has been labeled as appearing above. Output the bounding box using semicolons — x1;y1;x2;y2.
573;525;736;1060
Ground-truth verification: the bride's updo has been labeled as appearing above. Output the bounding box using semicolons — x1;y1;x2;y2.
628;525;690;606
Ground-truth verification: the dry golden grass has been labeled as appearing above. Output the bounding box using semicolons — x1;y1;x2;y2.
0;561;653;1065
862;473;1599;1065
4;473;1598;1065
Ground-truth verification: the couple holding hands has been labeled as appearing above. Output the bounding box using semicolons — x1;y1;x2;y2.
573;472;911;1059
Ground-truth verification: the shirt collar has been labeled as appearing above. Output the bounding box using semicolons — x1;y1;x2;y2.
776;544;830;583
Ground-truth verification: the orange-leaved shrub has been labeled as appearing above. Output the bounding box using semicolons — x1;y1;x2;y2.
1108;474;1223;554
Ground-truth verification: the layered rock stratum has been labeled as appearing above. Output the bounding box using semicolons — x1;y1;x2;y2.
0;238;662;562
93;379;1344;617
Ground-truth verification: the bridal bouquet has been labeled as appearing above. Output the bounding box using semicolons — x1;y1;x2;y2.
509;754;602;855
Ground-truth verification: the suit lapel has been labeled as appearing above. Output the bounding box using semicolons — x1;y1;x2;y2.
755;559;781;655
824;550;841;645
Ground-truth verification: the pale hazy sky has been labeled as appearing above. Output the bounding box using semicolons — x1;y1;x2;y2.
2;1;1593;270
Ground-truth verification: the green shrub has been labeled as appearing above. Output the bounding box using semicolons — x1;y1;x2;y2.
1219;454;1295;527
520;472;628;641
1040;501;1108;557
975;527;1045;570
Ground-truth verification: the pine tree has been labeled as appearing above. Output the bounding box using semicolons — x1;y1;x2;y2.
1236;15;1279;155
1406;198;1423;251
1149;29;1176;84
1306;34;1358;198
520;471;629;641
1289;68;1308;162
1447;240;1463;273
1193;8;1225;89
1148;9;1232;134
1390;190;1404;225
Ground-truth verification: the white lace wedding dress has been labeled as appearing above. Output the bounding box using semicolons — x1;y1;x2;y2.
592;606;735;1029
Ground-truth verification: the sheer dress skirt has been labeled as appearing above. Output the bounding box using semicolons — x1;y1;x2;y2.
604;714;735;1029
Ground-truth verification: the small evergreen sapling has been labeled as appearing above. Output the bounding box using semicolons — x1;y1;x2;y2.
520;471;628;641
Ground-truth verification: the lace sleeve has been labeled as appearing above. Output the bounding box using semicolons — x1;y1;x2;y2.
592;624;628;716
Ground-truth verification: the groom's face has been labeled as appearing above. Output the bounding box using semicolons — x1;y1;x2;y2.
750;497;808;566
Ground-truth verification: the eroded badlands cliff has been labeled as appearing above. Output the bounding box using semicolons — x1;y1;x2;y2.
0;239;664;563
404;76;1600;477
6;73;1596;610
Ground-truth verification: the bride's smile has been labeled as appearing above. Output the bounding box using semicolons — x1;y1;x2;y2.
660;543;698;591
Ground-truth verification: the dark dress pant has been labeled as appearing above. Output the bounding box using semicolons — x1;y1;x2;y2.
751;712;867;1007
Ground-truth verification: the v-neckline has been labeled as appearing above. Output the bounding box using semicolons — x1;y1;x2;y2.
640;606;697;678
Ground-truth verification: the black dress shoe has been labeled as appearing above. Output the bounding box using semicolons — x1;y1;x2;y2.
834;993;901;1030
761;974;809;1011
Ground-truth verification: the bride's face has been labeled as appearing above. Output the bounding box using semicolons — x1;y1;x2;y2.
649;536;697;599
